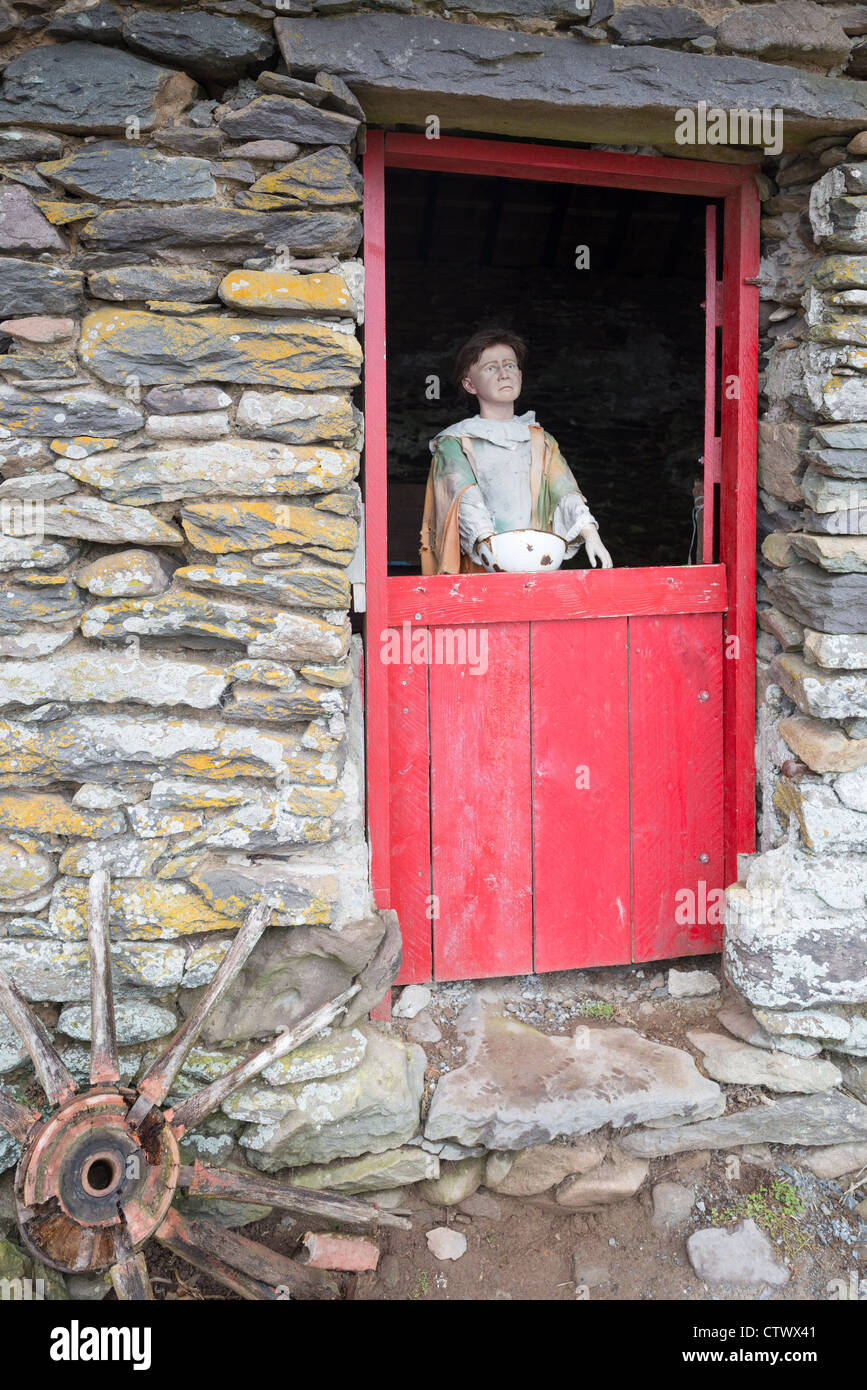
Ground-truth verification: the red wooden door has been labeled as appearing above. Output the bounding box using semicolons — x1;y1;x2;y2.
364;134;759;986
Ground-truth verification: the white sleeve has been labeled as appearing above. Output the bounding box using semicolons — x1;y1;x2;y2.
552;493;598;555
457;484;497;561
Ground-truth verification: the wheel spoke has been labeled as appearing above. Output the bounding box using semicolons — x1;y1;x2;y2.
0;1087;41;1141
0;968;76;1105
180;1159;411;1230
86;870;119;1086
129;898;270;1127
155;1207;281;1300
167;984;358;1136
110;1251;154;1301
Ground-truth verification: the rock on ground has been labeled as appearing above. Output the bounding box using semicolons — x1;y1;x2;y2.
426;1226;467;1261
687;1219;791;1287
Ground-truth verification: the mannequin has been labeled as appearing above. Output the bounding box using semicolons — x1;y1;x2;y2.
420;329;613;575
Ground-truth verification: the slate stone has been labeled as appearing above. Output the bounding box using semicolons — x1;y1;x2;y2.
606;6;711;47
230;139;300;161
687;1220;790;1287
0;129;63;161
88;266;221;303
145;386;231;414
79;206;362;261
0;582;83;627
46;0;124;44
36;498;184;545
79;308;362;389
0;938;186;1003
0;248;84;311
179;500;357;560
59;438;358;502
424;998;722;1149
315;71;365;121
220;96;359;146
235;390;355;444
0;43;197;136
122;10;275;81
442;0;581;15
0;186;65;254
715;0;852;71
38;143;216;203
153;126;224;157
622;1091;867;1157
256;70;326;104
765;562;867;633
0;355;81;383
0;387;143;438
686;1030;841;1093
218;267;354;312
804;446;867;480
236;146;362;210
176;557;350;609
0;649;228;711
275;13;867;148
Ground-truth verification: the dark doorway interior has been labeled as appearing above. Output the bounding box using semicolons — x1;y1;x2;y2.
384;168;717;574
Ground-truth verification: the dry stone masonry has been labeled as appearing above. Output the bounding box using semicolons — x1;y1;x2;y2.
1;0;867;1218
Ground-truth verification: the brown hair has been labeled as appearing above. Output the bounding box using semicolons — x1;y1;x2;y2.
453;328;528;406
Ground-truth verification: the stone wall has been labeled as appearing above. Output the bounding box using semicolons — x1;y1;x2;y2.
1;0;867;1201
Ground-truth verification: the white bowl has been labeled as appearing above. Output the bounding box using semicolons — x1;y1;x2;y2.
477;529;566;574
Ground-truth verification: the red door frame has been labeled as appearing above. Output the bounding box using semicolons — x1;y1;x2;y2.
362;130;760;931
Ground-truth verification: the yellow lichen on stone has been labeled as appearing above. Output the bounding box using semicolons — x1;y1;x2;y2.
180;499;358;555
36;199;100;225
50;437;120;457
0;791;124;838
51;878;241;940
218;269;353;314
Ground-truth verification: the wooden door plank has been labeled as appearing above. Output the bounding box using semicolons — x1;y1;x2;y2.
387;650;432;984
629;613;725;963
531;618;630;971
429;622;532;981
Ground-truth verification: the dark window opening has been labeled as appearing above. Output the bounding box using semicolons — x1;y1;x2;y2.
383;167;719;575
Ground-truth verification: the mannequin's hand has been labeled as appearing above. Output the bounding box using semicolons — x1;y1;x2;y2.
581;524;613;569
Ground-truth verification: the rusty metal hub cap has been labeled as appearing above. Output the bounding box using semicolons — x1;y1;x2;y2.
16;1088;178;1274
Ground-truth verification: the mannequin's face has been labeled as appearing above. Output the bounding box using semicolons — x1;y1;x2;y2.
461;344;522;409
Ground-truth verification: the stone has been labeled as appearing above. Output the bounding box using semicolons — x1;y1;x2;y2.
301;1231;378;1271
145;412;230;442
0;129;63;161
687;1219;790;1287
88;267;221;304
0;536;78;572
392;984;432;1019
0;186;65;255
315;71;365;121
236;390;355;444
651;1180;695;1231
341;908;402;1027
0;581;82;628
153;126;224;158
59;837;162;879
417;1156;484;1206
47;1;124;44
772;653;867;719
220;96;358;147
779;716;867;774
0;627;76;660
790;534;867;572
123;10;274;80
180;500;357;560
607;6;710;47
218;267;354;314
179;558;349;610
36;499;183;545
241;1024;425;1169
0;838;55;904
0;387;142;439
621;1090;867;1157
686;1030;842;1093
260;1027;367;1087
0;474;78;506
668;968;719;998
0;712;321;788
767;565;867;635
60;438;358;502
275;13;867;149
79;207;361;262
39;145;216;210
0;649;228;711
50;878;239;941
757;420;808;505
76;550;173;598
555;1152;649;1208
424;998;721;1149
716;0;852;70
237;147;362;212
79;309;362;389
804;631;867;669
256;71;325;103
231;139;300;160
0;938;185;1002
81;588;348;662
58;1000;176;1044
425;1226;466;1261
486;1138;608;1196
802;1141;867;1178
37;200;101;228
0;318;76;345
0;43;195;136
146;387;231;415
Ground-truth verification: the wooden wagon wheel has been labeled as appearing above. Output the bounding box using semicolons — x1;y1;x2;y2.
0;871;408;1300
